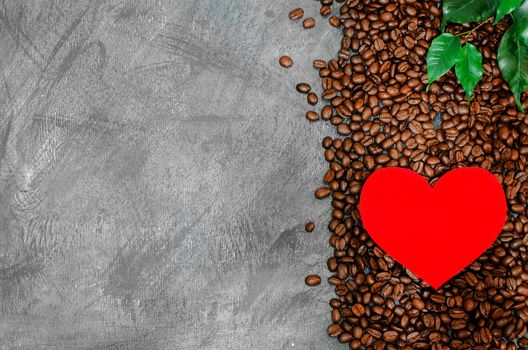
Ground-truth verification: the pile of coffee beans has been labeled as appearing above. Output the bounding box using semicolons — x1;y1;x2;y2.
286;0;528;348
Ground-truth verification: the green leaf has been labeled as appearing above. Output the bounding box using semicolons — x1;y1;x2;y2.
426;34;462;87
511;1;528;44
442;0;499;28
494;0;524;24
455;44;484;102
498;22;528;109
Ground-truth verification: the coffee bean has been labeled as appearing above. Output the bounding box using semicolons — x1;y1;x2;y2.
412;297;425;310
498;126;509;140
322;89;337;100
321;105;332;120
306;111;319;122
423;313;434;328
338;332;353;343
518;284;528;296
383;330;398;342
407;332;420;343
414;45;426;57
331;309;341;323
296;83;311;93
328;324;343;337
279;55;293;68
305;274;321;286
366;328;382;339
380;12;393;22
313;59;327;69
351;303;365;316
451;319;467;330
429;332;441;343
405;5;417;16
307;92;318;105
305;222;315;232
449;308;466;319
320;6;331;17
352;74;366;84
303;17;316;29
374;38;385;51
404;36;415;49
329;16;341;28
375;154;390;164
463;298;477;311
288;8;304;21
315;187;331;199
337;123;351;135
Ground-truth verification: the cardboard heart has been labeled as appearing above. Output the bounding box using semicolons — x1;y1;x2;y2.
359;167;507;289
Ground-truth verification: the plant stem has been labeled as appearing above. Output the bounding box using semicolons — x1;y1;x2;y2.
456;18;493;41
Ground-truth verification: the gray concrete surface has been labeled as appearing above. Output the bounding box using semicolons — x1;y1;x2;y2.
0;1;343;349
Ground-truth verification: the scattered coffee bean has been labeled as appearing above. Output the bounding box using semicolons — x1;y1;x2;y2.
288;7;304;21
305;222;315;232
313;59;326;69
329;16;340;28
314;187;331;199
296;83;311;93
307;92;318;105
306;111;319;122
303;17;315;29
320;5;331;17
305;274;321;286
279;55;293;68
327;323;342;337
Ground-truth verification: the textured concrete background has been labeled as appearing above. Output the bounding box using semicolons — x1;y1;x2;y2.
0;1;343;349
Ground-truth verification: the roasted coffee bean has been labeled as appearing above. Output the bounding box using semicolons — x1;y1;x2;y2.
320;5;331;17
352;74;366;84
315;187;331;199
296;83;311;93
412;297;425;310
380;12;393;22
321;105;332;120
305;274;321;286
306;111;319;122
394;47;408;59
288;8;304;21
329;16;341;28
313;59;326;69
374;38;385;51
303;17;315;29
328;324;343;337
337;123;351;135
463;298;477;311
351;303;365;316
383;330;398;342
404;36;415;49
429;332;441;343
305;222;315;232
307;92;318;105
451;319;467;330
407;332;420;343
327;258;338;271
279;55;293;68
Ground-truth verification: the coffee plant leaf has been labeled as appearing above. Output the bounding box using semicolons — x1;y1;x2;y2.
511;1;528;43
455;44;484;102
442;0;499;29
426;33;462;88
498;22;528;109
494;0;524;24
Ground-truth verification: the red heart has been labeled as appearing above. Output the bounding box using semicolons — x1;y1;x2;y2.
359;167;507;289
